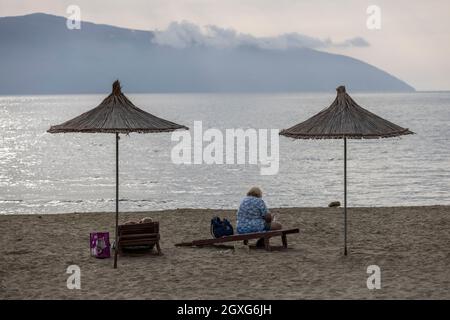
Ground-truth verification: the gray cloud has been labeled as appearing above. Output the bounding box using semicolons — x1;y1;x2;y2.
335;36;370;48
152;21;369;50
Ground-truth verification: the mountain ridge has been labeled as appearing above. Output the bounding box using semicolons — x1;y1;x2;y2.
0;13;415;94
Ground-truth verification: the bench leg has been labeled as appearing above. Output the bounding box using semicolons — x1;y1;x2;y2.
264;236;271;251
243;240;249;245
282;234;288;249
156;241;162;255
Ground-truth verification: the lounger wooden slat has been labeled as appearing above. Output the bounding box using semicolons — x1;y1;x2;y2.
175;228;299;251
120;226;159;234
120;238;159;246
120;233;159;240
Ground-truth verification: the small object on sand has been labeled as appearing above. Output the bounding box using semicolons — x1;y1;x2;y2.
328;201;341;207
123;217;153;225
140;217;153;224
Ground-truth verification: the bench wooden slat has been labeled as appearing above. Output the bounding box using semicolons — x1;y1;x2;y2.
175;228;299;250
193;231;283;246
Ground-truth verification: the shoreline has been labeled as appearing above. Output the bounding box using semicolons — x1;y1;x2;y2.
1;205;449;299
2;204;449;216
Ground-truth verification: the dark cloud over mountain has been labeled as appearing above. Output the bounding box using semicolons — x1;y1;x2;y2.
152;21;369;50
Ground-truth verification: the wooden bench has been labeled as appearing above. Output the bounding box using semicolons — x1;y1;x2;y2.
175;228;299;251
117;222;162;255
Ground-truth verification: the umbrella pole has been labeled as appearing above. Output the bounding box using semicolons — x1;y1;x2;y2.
114;133;119;268
344;137;348;256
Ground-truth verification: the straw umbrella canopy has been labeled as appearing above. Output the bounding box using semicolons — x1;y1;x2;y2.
280;85;413;255
48;80;188;268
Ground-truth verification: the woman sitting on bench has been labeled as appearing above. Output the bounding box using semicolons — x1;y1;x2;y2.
236;187;282;234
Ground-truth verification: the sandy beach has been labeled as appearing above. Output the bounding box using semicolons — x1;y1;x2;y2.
1;205;449;299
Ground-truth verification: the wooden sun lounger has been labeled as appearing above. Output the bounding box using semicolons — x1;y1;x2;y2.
117;222;162;255
175;228;299;251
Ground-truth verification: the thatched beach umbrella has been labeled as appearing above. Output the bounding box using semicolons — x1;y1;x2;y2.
48;80;188;268
280;85;413;255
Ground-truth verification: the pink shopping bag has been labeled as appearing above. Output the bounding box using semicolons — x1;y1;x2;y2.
90;232;111;259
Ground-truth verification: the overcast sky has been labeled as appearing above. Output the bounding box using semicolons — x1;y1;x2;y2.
1;0;449;90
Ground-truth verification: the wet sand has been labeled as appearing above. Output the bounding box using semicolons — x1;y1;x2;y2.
0;205;449;299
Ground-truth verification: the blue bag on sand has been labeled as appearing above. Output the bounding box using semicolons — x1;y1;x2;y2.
210;217;234;238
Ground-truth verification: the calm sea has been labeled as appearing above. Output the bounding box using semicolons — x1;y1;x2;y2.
0;92;449;214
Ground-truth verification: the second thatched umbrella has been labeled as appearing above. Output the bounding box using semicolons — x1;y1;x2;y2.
280;85;413;255
48;80;188;268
